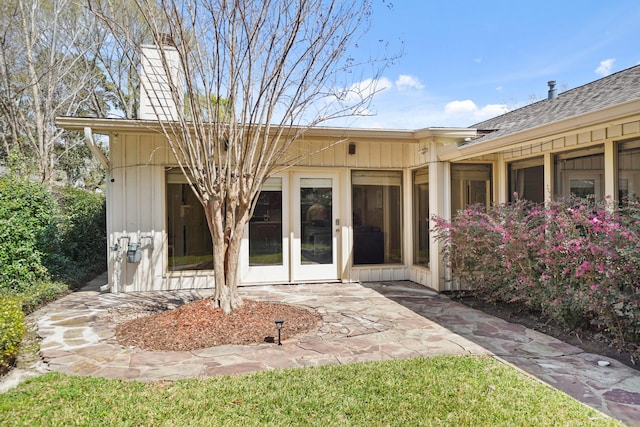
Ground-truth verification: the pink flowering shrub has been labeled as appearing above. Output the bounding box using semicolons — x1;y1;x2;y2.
432;196;640;352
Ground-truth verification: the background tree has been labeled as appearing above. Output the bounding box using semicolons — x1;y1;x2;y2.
0;0;27;167
91;0;395;313
87;0;157;119
0;0;108;185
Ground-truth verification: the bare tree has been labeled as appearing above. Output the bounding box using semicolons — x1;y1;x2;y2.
0;0;107;184
0;0;28;163
91;0;394;313
87;1;157;119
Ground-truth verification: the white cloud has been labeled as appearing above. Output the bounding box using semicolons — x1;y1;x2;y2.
444;100;508;123
595;58;615;76
342;75;423;102
341;77;393;102
395;74;424;91
445;100;477;114
327;74;510;129
475;104;509;120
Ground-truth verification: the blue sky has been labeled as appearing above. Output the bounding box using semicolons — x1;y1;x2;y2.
332;0;640;130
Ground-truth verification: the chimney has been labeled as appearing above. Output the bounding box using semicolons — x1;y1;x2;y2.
547;80;557;100
139;37;183;121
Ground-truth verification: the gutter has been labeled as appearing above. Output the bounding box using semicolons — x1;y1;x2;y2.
57;116;475;145
84;127;110;171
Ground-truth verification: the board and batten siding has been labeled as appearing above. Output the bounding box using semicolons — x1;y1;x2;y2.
106;129;430;291
292;138;411;169
108;132;217;292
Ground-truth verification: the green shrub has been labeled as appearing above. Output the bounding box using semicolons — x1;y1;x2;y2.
55;187;106;287
17;282;70;315
0;176;106;293
433;196;640;355
0;176;59;291
0;296;26;372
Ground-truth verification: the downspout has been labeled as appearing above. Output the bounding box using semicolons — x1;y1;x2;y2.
84;127;110;170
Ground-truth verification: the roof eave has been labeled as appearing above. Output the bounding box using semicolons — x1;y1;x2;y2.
55;116;420;142
55;117;163;133
438;98;640;161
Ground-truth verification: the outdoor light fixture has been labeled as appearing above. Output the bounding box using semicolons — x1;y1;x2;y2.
274;319;284;345
348;142;356;155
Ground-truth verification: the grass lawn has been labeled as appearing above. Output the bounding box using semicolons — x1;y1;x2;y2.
0;356;619;426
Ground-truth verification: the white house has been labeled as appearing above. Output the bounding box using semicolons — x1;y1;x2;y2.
57;46;640;293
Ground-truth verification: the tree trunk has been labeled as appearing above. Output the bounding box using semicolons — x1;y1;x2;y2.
206;198;244;314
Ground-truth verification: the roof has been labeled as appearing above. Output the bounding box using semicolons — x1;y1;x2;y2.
56;116;476;145
466;64;640;145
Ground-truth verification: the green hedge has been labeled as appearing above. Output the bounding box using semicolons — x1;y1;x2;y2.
0;177;58;291
55;186;107;287
0;296;26;373
0;177;106;372
0;176;106;293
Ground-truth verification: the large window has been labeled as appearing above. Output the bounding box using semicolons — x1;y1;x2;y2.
413;168;429;267
352;170;402;264
554;147;604;199
508;157;544;203
451;164;492;213
166;170;212;271
618;139;640;203
249;177;283;266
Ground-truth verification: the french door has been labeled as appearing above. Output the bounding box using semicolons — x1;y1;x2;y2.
241;172;340;283
292;172;340;281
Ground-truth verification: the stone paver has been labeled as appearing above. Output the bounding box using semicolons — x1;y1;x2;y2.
1;274;639;425
364;281;640;426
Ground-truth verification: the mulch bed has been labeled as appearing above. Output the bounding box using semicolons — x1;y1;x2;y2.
115;299;322;351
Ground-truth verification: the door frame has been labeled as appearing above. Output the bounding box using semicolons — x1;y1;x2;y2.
291;171;341;282
240;174;290;283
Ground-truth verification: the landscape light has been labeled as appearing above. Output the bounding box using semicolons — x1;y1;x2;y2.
274;319;284;345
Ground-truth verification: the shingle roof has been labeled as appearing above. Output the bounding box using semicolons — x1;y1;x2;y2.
466;64;640;145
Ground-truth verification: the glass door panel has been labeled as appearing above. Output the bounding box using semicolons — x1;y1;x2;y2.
293;173;339;281
249;178;283;266
240;176;289;283
300;178;333;265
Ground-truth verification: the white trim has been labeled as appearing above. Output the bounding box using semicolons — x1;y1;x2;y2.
292;172;340;281
240;174;290;283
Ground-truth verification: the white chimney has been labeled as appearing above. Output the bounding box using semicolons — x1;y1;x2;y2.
139;39;183;121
